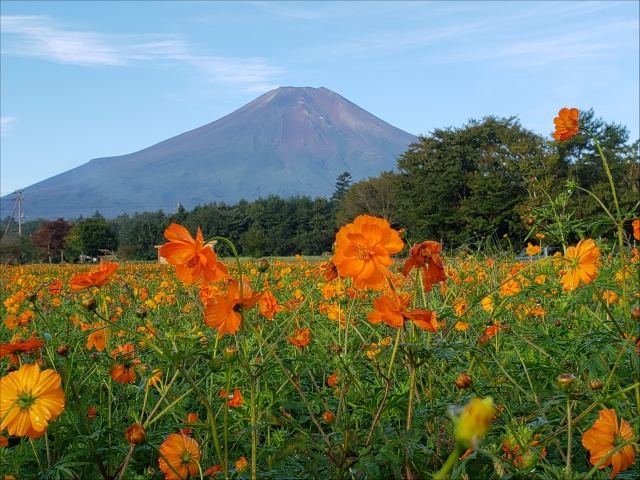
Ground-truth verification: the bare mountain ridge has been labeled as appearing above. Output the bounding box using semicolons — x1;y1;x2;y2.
1;87;417;219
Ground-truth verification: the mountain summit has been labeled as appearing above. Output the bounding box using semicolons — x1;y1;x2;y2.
1;87;417;219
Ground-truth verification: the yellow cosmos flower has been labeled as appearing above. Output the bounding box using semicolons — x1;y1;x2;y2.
0;364;66;439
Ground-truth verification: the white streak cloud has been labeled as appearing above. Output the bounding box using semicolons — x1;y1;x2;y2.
1;117;17;138
0;15;281;90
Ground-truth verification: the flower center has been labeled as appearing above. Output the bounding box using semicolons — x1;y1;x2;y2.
181;451;193;465
564;120;574;128
354;244;370;261
418;246;432;259
185;258;197;269
16;390;37;411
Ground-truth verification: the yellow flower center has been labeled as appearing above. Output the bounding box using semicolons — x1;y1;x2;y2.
354;244;370;261
16;390;37;411
419;246;432;259
564;120;574;128
185;258;197;269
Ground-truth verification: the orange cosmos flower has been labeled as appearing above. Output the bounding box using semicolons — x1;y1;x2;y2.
235;455;249;472
287;327;311;348
204;465;223;475
159;223;228;285
258;290;284;320
0;364;66;439
320;260;339;282
204;280;263;338
0;335;45;364
402;240;446;292
561;239;601;291
333;214;404;291
582;409;635;479
633;219;640;241
86;323;109;352
49;279;62;296
367;293;436;331
158;433;201;480
553;108;580;142
70;259;118;291
87;405;98;419
181;413;198;435
110;344;140;384
220;388;243;407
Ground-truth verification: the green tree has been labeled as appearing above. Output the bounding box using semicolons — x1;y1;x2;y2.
397;116;548;244
78;217;119;257
337;171;400;227
331;172;353;204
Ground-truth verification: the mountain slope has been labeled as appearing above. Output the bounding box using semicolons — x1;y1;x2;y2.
1;87;417;219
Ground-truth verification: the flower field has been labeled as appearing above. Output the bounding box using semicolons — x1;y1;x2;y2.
0;112;639;480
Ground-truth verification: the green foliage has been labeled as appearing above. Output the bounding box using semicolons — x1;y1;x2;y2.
77;217;119;257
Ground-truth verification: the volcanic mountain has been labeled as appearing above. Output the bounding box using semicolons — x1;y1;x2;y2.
1;87;417;220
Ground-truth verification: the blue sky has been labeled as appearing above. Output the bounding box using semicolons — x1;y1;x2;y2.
1;1;638;197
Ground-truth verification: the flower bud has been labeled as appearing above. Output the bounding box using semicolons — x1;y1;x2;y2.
257;259;270;273
210;357;223;372
56;344;69;356
452;397;495;448
631;306;640;321
501;324;511;333
557;373;575;393
397;228;406;239
35;358;46;367
81;295;97;311
455;372;473;390
478;334;490;346
589;379;602;391
26;289;38;302
90;352;99;361
322;410;335;424
224;345;239;361
125;423;147;445
525;217;535;226
135;307;148;318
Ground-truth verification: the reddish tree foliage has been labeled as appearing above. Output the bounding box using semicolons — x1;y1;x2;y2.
32;218;72;262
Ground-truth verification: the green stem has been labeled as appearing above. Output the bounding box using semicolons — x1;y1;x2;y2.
565;395;572;480
433;445;462;480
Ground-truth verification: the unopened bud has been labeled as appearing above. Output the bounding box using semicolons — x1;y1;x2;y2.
525;217;535;226
257;259;270;273
455;372;473;390
557;373;575;393
322;410;335;424
81;295;97;311
224;345;239;361
125;423;147;445
478;334;490;346
589;379;602;391
56;344;69;356
135;307;148;318
210;357;223;372
631;306;640;321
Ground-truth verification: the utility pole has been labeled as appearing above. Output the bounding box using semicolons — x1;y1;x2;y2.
16;189;24;236
3;189;24;237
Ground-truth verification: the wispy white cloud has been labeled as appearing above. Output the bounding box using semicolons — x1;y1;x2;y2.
1;117;16;138
0;15;282;89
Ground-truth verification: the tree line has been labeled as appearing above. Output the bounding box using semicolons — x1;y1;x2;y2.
1;109;637;264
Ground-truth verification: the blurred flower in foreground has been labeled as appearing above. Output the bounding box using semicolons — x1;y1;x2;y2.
451;397;496;449
633;219;640;241
333;214;404;291
0;364;65;439
561;239;601;291
70;259;118;291
582;409;635;479
553;108;579;141
158;433;200;480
